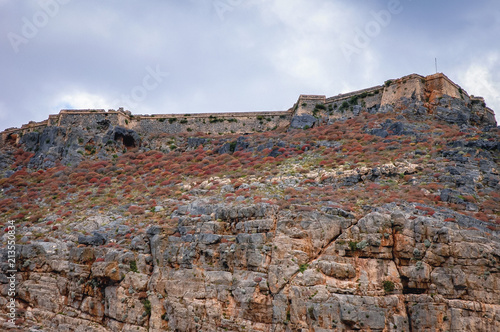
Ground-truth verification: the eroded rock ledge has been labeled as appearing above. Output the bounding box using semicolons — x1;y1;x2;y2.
2;202;498;331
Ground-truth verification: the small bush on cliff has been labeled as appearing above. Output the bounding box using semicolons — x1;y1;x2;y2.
339;101;349;112
142;299;151;316
383;280;395;293
130;260;138;273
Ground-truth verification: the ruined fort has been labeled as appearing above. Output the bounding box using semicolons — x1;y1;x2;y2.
1;73;496;144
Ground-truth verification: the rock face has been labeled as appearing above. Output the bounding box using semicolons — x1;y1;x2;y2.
2;202;498;331
290;114;317;130
0;73;498;331
78;232;108;246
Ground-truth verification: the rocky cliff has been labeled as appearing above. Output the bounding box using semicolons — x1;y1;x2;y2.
0;74;499;331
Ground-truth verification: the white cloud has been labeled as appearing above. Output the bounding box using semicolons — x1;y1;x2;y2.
1;1;499;131
459;52;500;119
53;91;111;111
254;0;362;93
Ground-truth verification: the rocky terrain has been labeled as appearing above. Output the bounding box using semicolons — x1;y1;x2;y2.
0;85;499;331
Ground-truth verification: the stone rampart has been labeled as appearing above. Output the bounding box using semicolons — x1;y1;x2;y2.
293;95;327;116
1;73;496;144
380;74;426;106
426;73;464;101
325;85;384;105
326;86;384;111
129;111;292;135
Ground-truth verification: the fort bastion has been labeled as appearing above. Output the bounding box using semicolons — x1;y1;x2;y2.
1;73;496;144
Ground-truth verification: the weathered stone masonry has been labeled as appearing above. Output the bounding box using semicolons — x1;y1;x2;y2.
1;73;496;144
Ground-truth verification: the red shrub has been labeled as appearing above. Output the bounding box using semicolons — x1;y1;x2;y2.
128;205;145;215
416;206;435;216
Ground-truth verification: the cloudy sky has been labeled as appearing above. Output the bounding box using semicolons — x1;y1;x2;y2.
1;0;499;131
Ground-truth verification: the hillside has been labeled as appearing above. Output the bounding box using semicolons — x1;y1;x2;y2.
0;73;499;331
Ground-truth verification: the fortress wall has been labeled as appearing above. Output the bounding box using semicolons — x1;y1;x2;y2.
1;111;122;143
479;100;496;118
362;91;384;109
116;112;131;127
484;107;496;124
325;85;384;108
58;110;122;128
130;111;292;135
380;74;426;106
326;87;384;110
1;120;50;144
425;73;463;101
47;115;60;126
292;87;384;123
1;73;496;144
294;95;326;116
470;97;497;125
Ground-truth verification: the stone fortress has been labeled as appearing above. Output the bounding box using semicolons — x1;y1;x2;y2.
1;73;496;144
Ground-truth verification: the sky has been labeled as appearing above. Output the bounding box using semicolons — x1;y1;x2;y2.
1;0;499;131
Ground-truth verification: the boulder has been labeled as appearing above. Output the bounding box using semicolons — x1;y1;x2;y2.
289;114;316;129
78;231;107;246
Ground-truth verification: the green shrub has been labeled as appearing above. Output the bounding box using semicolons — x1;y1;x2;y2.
229;141;237;153
308;306;315;320
130;260;138;273
383;280;394;293
142;299;151;316
209;115;224;123
339;101;349;111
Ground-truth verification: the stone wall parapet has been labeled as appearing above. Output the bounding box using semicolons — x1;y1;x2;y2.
325;85;384;104
1;73;496;142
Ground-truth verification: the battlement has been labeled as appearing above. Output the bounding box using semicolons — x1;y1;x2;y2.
1;73;496;144
380;73;427;105
425;72;465;102
325;85;384;104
